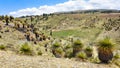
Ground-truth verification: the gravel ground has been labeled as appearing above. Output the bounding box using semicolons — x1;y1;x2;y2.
0;51;119;68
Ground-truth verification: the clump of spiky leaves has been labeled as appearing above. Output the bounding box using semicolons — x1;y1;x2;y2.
98;37;115;63
65;44;72;49
52;42;64;58
88;57;100;63
52;42;61;48
85;46;93;57
55;47;64;57
76;52;87;61
73;39;84;56
20;43;33;55
114;53;120;59
112;53;120;67
64;44;73;58
37;50;42;55
0;44;6;50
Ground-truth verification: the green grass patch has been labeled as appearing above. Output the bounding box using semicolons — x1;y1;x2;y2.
52;28;102;41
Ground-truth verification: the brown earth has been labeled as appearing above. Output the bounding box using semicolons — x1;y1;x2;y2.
0;51;119;68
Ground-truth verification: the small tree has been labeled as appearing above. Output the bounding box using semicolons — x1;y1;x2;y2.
98;38;115;63
30;16;34;23
5;15;9;25
9;16;14;22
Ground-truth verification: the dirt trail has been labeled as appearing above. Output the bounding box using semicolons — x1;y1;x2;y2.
0;51;118;68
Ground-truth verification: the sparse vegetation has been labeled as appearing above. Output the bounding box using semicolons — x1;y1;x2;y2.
0;11;120;67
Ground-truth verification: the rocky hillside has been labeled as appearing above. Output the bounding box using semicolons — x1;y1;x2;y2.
0;11;120;68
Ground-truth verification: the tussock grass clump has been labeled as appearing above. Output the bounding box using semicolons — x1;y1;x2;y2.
73;39;84;56
114;53;120;59
53;47;64;58
20;43;33;55
113;53;120;67
85;46;93;52
64;44;73;58
85;46;93;57
98;37;116;63
37;50;42;55
0;44;6;50
52;42;61;48
88;57;100;63
52;42;64;58
55;47;64;55
65;44;72;49
76;52;87;60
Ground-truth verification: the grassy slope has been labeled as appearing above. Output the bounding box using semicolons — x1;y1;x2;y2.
0;13;120;68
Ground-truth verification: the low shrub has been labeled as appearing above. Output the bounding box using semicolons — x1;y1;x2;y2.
52;42;61;48
114;53;120;59
37;50;42;55
85;46;93;57
52;47;64;58
73;39;84;56
76;52;87;59
65;48;73;58
0;44;6;50
20;43;33;55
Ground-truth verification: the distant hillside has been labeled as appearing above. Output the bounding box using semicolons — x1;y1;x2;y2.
18;11;120;45
0;10;120;54
54;9;120;14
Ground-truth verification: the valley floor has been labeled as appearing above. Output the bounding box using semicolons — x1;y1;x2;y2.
0;51;118;68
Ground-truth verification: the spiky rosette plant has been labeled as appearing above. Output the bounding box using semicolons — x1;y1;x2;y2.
52;42;64;58
98;38;115;63
85;46;93;57
20;43;33;55
52;42;61;49
76;52;87;61
54;47;64;58
64;44;73;58
73;39;84;57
